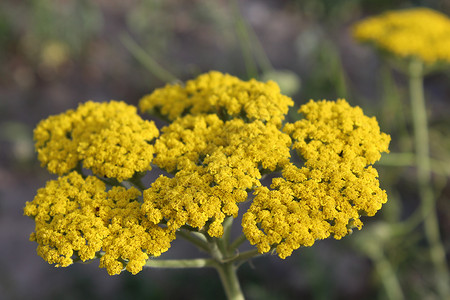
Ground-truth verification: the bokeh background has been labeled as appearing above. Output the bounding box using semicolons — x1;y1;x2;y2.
1;0;449;299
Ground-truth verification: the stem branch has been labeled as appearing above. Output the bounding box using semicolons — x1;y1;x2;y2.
409;58;449;299
214;262;245;300
145;258;216;269
371;246;404;300
229;234;247;252
177;230;210;253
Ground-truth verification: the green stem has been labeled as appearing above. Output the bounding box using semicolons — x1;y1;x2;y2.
98;177;126;188
177;230;210;253
145;258;216;268
233;249;260;262
378;152;415;167
409;58;449;299
220;249;261;264
244;15;273;73
74;162;85;178
229;234;247;252
230;0;258;79
370;246;404;300
220;217;234;255
207;235;225;261
144;219;250;299
128;174;146;192
214;262;245;300
120;32;178;83
207;232;247;299
378;152;450;177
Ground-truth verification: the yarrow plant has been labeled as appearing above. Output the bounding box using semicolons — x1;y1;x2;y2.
25;71;390;299
353;7;450;299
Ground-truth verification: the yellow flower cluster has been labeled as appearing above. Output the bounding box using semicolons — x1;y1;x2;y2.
139;71;293;125
142;114;292;237
24;172;174;275
242;100;390;258
27;71;390;274
353;7;450;64
34;101;159;181
139;72;294;238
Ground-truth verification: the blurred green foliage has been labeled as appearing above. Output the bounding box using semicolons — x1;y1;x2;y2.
24;0;102;59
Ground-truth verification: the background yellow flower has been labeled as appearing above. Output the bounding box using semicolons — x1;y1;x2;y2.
353;8;450;64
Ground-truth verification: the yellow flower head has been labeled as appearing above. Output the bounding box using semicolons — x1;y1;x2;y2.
34;101;159;181
139;71;294;125
24;172;174;275
242;99;390;258
27;71;390;274
353;7;450;64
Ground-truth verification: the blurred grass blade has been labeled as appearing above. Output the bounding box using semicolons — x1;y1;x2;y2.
230;0;258;79
120;32;178;83
379;152;450;177
246;17;273;73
